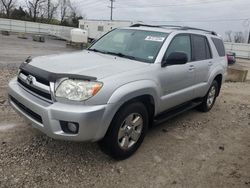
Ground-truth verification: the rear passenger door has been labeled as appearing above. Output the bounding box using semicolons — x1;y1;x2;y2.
191;34;213;97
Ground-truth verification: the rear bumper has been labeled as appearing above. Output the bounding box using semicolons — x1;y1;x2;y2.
8;78;116;142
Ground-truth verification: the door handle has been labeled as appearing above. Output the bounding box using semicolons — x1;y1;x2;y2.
208;61;213;66
189;65;195;71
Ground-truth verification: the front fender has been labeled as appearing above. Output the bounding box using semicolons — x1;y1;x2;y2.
93;80;160;140
108;80;160;115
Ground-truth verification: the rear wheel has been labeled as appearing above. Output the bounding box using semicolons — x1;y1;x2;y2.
197;80;218;112
99;102;148;160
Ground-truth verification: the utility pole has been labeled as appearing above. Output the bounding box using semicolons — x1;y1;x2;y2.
109;0;114;21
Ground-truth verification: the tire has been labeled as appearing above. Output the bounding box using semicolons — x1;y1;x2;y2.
99;102;149;160
197;80;219;112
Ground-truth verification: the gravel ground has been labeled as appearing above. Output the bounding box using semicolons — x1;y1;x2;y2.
0;34;250;188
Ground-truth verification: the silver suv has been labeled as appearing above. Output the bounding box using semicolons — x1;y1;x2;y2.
8;24;227;159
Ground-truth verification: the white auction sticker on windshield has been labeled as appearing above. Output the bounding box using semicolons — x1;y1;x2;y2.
145;36;165;42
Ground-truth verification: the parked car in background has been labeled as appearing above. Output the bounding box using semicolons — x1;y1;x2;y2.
227;51;236;65
8;24;227;160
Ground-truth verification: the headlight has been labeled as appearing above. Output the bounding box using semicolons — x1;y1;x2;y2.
55;79;103;101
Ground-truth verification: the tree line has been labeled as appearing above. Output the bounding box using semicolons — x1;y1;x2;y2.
0;0;85;27
225;30;249;43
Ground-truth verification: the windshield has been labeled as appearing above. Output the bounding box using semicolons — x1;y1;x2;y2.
89;29;169;63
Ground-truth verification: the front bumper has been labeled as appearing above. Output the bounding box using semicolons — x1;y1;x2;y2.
8;78;116;142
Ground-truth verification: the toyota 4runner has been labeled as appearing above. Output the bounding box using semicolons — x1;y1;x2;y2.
8;24;227;159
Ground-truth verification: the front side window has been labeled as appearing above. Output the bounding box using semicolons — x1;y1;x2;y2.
89;29;169;63
164;35;191;62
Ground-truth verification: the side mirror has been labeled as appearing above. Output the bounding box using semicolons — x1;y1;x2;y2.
162;52;188;67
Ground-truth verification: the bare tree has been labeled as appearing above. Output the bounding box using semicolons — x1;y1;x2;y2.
0;3;3;14
0;0;16;18
46;0;58;21
67;1;85;26
69;1;82;18
225;30;233;42
27;0;46;21
59;0;69;24
68;2;77;21
234;32;245;43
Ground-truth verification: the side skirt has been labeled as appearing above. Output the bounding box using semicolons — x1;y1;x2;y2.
154;99;202;125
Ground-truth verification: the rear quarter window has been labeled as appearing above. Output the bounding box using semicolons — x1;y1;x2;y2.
211;37;225;57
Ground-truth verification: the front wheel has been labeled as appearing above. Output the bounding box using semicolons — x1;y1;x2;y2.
99;102;148;160
197;80;219;112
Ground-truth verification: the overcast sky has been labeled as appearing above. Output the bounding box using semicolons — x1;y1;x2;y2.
73;0;250;39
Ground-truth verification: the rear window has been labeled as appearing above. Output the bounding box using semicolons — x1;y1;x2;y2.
212;38;225;57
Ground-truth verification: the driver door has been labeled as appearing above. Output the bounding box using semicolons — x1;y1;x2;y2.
158;34;196;112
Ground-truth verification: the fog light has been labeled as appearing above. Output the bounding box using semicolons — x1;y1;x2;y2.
60;121;79;134
67;122;78;133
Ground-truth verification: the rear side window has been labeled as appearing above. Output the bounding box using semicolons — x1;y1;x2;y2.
212;37;225;57
192;35;212;61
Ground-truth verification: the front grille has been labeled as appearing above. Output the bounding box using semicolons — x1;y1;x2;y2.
10;96;43;124
18;78;52;100
17;71;52;102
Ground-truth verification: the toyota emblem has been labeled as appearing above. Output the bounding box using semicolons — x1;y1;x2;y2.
26;75;33;85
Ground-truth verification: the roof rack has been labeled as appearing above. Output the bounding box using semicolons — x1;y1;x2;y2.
180;26;217;35
130;24;217;35
158;25;183;28
130;24;161;28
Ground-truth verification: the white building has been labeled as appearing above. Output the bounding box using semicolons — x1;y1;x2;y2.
78;19;141;41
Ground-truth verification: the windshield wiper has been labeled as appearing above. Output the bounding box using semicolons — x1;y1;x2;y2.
89;49;137;60
105;52;136;60
88;48;107;54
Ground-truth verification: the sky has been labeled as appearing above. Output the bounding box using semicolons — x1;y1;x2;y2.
72;0;250;40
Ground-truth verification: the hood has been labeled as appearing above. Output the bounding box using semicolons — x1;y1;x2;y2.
29;51;149;79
